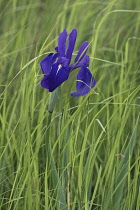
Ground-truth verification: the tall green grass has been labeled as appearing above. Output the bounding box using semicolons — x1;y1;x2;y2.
0;0;140;209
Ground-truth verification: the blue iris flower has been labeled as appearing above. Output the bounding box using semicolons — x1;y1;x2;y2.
40;28;96;97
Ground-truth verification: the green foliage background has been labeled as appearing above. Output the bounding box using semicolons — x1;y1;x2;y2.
0;0;140;209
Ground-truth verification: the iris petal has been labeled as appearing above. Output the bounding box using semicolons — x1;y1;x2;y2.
58;28;68;57
75;41;88;63
69;55;90;71
82;55;90;67
41;76;50;89
66;29;77;63
70;66;96;97
57;57;69;67
40;53;54;75
41;63;69;92
52;53;59;63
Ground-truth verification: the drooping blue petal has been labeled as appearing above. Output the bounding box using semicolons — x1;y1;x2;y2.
70;66;96;97
75;41;88;63
66;29;77;63
41;63;69;92
58;28;68;57
41;76;50;89
40;53;54;75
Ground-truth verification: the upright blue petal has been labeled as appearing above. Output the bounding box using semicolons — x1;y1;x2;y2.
41;63;69;92
40;53;54;75
75;41;88;63
70;66;96;97
66;29;77;63
58;29;68;57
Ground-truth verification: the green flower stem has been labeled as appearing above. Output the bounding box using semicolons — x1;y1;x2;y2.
45;88;67;209
48;87;60;113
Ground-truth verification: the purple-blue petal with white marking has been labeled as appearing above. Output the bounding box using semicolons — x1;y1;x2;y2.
41;63;69;92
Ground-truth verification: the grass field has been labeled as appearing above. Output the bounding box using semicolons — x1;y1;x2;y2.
0;0;140;209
